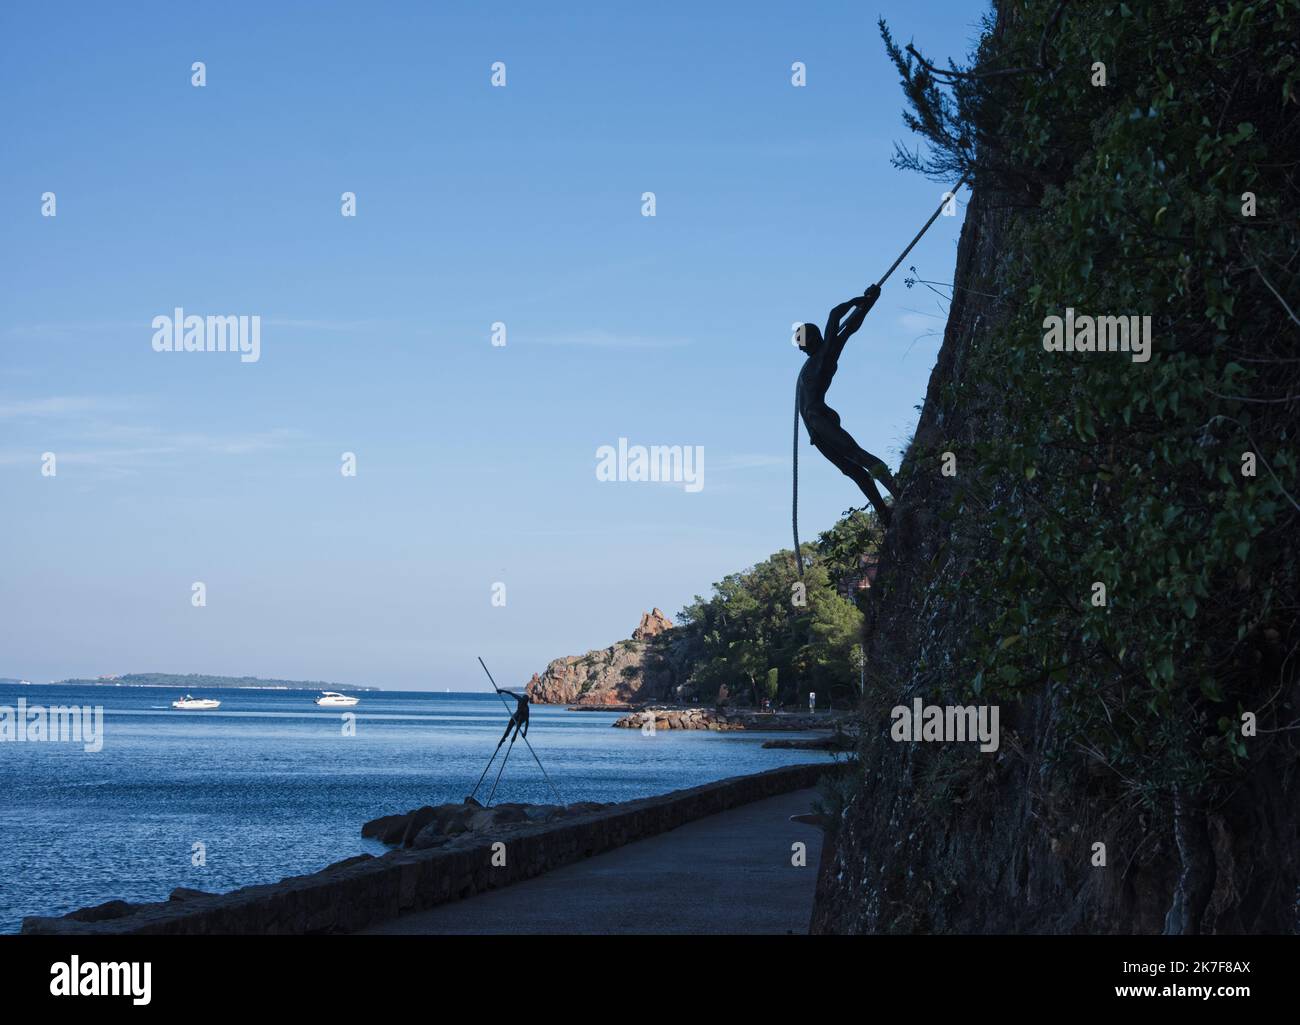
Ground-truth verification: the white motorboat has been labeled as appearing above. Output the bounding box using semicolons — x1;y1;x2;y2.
172;694;221;710
314;691;359;707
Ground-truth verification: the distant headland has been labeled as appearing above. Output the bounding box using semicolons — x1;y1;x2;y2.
39;673;379;691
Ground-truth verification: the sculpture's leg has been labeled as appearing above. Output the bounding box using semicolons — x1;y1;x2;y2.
832;429;897;494
817;442;892;526
851;446;897;495
816;418;898;495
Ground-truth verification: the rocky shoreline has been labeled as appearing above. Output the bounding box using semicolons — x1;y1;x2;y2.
612;706;848;732
362;800;609;851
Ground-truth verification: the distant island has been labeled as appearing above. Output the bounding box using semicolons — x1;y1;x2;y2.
48;673;378;691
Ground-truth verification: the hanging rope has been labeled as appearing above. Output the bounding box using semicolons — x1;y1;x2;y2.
793;392;803;579
791;176;967;572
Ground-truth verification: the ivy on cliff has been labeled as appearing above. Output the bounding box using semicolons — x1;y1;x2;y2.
884;0;1298;804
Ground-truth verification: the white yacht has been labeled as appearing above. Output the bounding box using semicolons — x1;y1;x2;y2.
314;691;359;707
172;694;221;710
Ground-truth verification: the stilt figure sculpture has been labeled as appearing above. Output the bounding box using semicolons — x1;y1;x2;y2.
466;658;563;806
495;686;530;746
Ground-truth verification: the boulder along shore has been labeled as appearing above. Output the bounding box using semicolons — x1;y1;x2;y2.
612;707;849;732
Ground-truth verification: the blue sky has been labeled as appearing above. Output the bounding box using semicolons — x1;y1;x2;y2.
0;1;983;690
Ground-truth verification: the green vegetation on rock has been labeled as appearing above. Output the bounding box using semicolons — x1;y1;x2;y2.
673;508;883;707
880;0;1298;804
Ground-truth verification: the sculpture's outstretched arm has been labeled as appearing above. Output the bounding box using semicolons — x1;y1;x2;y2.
823;300;856;346
819;287;880;386
830;286;880;357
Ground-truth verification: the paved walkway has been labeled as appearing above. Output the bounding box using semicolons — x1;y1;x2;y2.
361;788;823;935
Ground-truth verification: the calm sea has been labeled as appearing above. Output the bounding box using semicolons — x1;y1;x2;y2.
0;683;832;932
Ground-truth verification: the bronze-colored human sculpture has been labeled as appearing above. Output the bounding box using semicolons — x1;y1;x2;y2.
796;284;897;525
495;687;530;746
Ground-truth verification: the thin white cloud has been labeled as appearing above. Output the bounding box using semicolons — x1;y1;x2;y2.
0;409;305;472
261;318;393;332
2;317;392;340
711;453;787;471
0;321;137;340
521;330;692;349
0;396;134;419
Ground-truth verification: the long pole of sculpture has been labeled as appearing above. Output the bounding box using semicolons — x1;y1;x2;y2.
477;657;563;803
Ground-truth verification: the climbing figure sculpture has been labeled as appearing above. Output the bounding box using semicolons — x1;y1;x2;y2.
796;284;898;526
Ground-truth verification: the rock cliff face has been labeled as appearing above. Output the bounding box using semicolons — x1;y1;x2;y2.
524;609;677;705
809;177;1038;933
811;26;1298;932
816;186;1294;935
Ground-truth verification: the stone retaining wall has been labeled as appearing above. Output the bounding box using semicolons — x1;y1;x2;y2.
21;761;842;935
